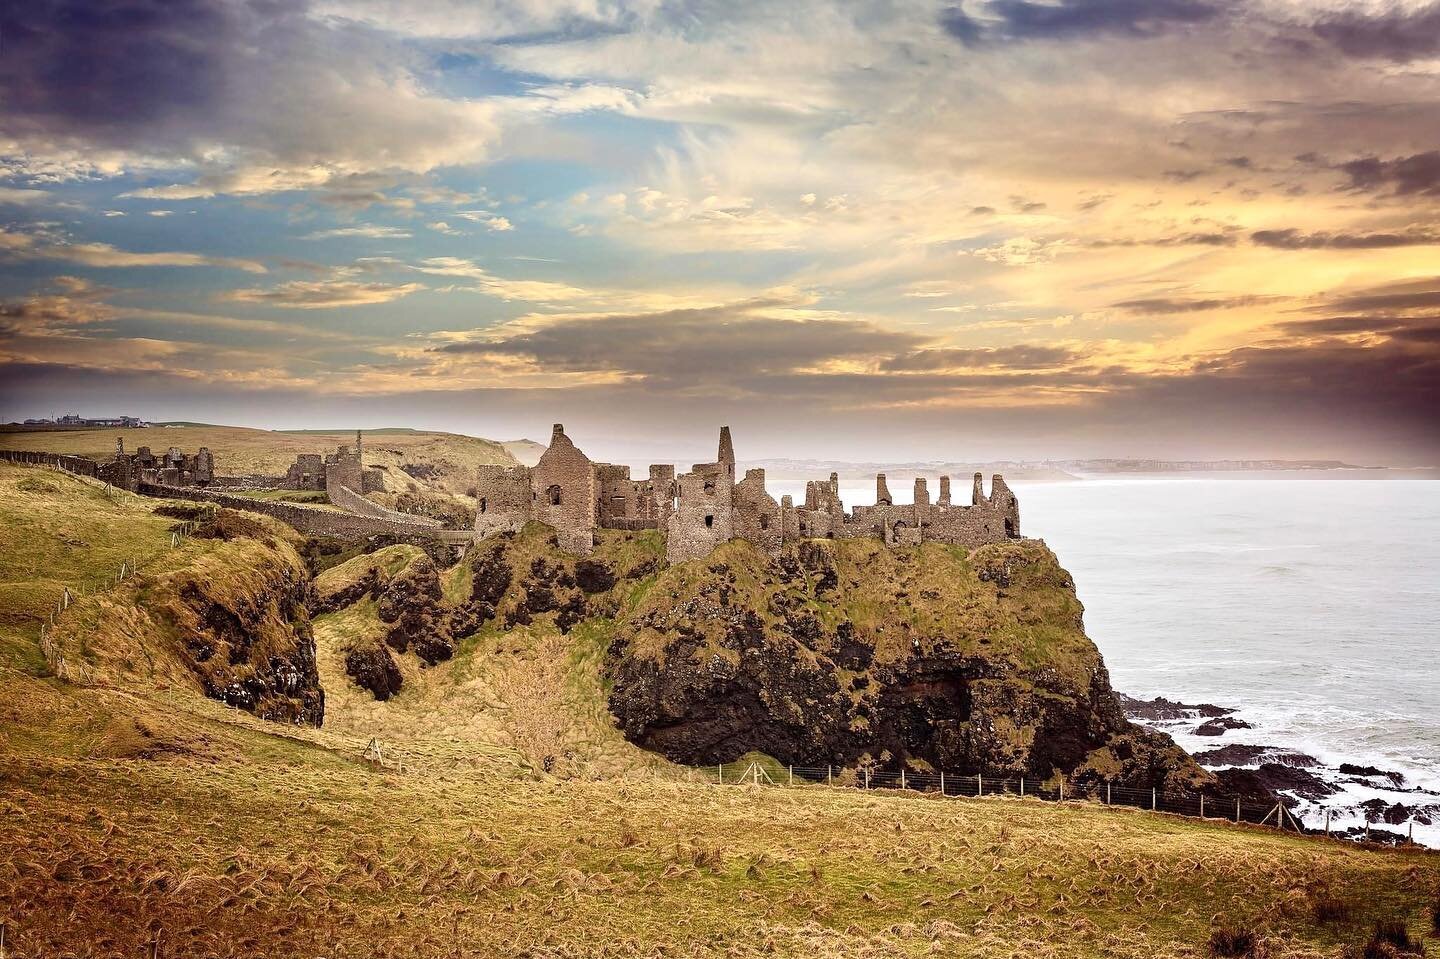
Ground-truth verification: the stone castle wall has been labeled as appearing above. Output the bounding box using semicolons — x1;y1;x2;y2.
468;424;1023;564
530;424;598;555
328;481;441;527
0;449;102;476
137;483;447;540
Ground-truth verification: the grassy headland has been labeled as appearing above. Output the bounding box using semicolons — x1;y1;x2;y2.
0;462;1434;958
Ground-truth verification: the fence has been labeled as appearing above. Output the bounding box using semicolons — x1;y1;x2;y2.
695;759;1421;846
33;462;213;686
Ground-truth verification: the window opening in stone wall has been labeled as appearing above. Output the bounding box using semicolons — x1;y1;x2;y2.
705;514;714;528
1005;518;1016;538
548;484;563;506
479;497;487;514
759;514;770;530
704;480;716;495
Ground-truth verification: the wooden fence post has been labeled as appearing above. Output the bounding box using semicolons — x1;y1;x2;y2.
900;768;905;790
827;765;832;786
788;764;793;786
1325;810;1330;836
940;771;945;796
1200;794;1205;818
1152;787;1157;811
1106;783;1111;805
1019;775;1024;796
718;763;723;785
978;773;983;797
864;768;870;790
1235;798;1240;823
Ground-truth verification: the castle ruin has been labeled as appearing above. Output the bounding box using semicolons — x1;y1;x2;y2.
281;431;386;495
475;424;1021;563
100;438;215;491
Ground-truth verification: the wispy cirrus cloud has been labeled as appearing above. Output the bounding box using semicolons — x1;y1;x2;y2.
222;279;423;309
0;227;267;273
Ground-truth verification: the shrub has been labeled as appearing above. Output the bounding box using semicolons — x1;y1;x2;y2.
1209;924;1258;957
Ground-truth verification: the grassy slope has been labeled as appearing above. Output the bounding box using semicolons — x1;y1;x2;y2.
0;466;1436;958
0;423;516;496
309;527;667;777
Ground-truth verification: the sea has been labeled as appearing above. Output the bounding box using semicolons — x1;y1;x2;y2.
767;473;1440;846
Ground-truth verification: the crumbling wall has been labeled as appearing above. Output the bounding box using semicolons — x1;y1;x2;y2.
530;424;596;555
474;464;533;539
329;482;442;527
285;453;326;490
138;483;448;540
732;468;781;556
666;463;733;563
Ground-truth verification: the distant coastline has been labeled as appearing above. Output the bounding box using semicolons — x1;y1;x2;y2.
757;457;1438;484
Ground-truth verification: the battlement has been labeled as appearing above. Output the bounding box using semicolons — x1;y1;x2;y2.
472;424;1022;563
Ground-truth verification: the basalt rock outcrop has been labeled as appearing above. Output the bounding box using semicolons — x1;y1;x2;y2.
606;537;1208;791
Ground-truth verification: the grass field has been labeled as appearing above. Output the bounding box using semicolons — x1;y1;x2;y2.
0;462;1436;958
0;423;517;496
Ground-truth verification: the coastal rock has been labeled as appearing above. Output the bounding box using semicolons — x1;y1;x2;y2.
1117;693;1235;721
1213;763;1336;802
1192;744;1319;767
1338;763;1407;788
1194;717;1253;736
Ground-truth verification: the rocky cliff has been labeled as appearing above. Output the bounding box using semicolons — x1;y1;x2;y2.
49;505;326;726
303;522;1206;789
605;536;1208;790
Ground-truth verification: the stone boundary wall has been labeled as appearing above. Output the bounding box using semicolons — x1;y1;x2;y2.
210;474;291;490
137;482;449;540
327;482;442;528
0;449;101;476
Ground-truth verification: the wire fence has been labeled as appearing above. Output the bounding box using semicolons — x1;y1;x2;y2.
695;760;1422;846
34;461;215;686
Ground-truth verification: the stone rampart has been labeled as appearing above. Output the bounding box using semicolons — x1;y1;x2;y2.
0;449;101;476
327;482;441;527
137;483;450;540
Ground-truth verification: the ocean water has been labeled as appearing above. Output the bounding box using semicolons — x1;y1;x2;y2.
768;475;1440;843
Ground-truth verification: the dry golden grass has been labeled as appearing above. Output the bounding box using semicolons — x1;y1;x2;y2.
2;727;1436;959
1;463;1437;958
0;423;515;495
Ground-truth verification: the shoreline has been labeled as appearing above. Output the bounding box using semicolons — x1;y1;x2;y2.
1122;692;1440;848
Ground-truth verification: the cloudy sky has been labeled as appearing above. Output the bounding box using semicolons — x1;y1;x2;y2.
2;0;1438;465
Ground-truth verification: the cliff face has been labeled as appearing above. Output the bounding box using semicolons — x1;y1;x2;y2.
48;507;326;727
606;537;1207;790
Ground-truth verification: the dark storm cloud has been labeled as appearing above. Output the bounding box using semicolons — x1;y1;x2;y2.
941;0;1221;47
433;300;927;383
0;0;494;184
0;0;280;148
1324;277;1440;315
1277;279;1440;342
1312;2;1440;62
1252;228;1440;250
1338;152;1440;198
1112;295;1276;314
881;345;1081;371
